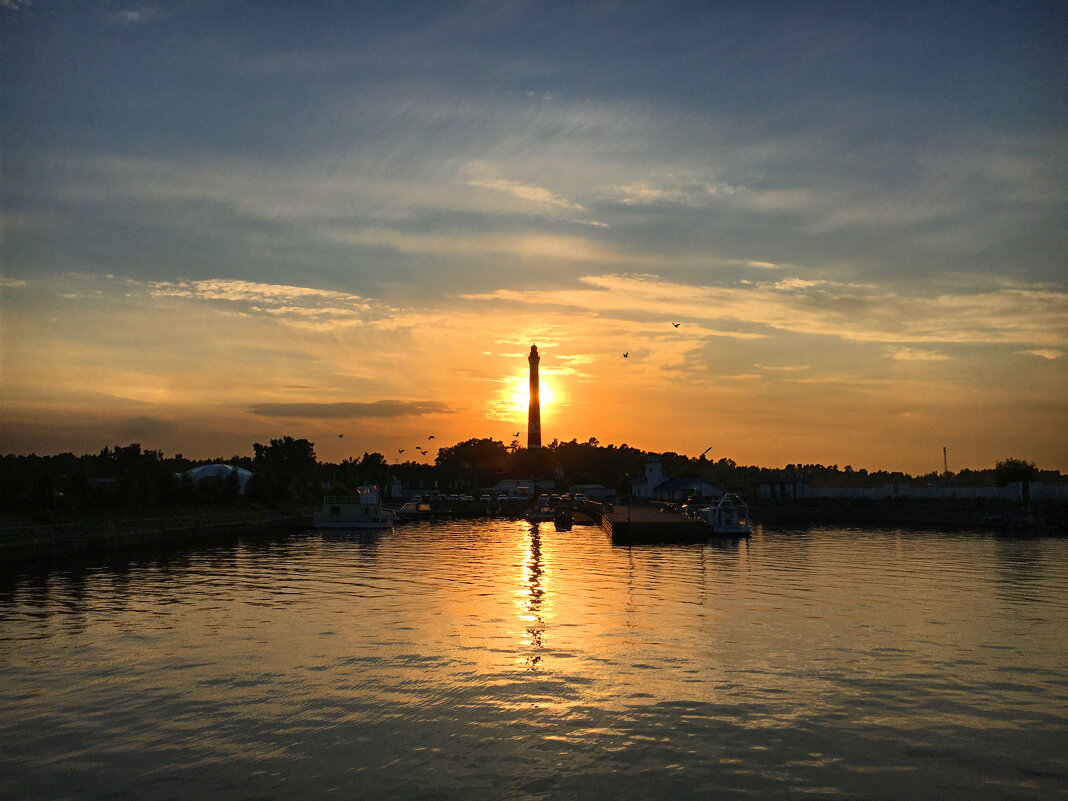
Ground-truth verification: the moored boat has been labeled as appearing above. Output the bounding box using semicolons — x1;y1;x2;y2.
524;503;555;522
553;505;573;530
396;500;434;521
697;493;752;536
314;489;394;530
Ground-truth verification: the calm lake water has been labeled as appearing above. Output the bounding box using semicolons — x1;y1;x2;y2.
2;521;1066;800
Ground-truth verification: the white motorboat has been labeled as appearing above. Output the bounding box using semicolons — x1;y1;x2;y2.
698;493;752;536
396;500;434;521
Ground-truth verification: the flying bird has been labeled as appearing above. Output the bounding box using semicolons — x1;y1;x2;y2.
623;352;629;358
513;431;520;437
672;322;680;328
338;433;344;438
398;448;405;454
428;435;435;440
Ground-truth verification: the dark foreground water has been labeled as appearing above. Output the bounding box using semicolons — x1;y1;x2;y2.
2;521;1066;800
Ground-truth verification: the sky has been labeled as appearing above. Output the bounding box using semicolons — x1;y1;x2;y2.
1;1;1066;473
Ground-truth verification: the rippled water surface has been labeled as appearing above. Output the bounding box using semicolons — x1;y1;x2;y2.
2;521;1067;800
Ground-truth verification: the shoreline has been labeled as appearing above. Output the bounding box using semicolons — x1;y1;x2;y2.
0;510;313;566
749;497;1068;534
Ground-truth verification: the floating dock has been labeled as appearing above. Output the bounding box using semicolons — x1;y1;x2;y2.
599;505;712;544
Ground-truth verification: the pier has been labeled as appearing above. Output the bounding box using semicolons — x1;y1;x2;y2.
597;504;712;544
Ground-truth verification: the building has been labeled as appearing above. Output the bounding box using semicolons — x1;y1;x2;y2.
184;463;254;494
490;478;556;498
629;454;722;501
527;344;542;449
754;470;811;499
569;483;615;501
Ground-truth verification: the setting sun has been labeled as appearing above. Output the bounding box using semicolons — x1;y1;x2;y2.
511;377;554;417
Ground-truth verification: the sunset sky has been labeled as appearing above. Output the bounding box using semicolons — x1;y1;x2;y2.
2;2;1065;473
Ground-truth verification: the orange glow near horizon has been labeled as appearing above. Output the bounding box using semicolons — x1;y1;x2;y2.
1;272;1065;474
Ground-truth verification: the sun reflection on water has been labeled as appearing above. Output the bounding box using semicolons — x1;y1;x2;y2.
518;522;550;669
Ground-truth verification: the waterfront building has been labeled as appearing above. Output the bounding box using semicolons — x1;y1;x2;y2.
630;454;721;501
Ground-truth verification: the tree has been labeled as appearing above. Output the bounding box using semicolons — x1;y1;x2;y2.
435;438;510;487
252;436;318;504
994;457;1038;501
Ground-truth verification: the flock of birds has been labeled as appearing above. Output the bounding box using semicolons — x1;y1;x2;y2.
338;323;684;458
623;322;680;358
393;435;436;456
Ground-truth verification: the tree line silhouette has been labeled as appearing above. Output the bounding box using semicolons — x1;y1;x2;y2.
0;435;1051;521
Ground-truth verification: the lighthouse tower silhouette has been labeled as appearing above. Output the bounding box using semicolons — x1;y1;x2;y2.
527;344;542;449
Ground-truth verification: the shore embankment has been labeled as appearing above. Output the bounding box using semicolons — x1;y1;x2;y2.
0;509;313;565
750;497;1068;533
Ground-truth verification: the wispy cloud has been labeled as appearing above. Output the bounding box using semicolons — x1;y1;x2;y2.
1018;349;1063;360
465;161;585;212
110;6;160;25
468;274;1068;348
325;226;627;264
248;400;451;419
144;277;394;331
886;346;952;361
604;177;741;207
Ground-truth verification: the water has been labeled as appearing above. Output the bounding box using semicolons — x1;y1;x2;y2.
2;521;1066;800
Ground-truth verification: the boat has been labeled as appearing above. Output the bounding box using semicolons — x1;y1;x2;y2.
697;493;752;536
396;500;434;521
524;503;555;522
553;505;573;530
314;489;394;530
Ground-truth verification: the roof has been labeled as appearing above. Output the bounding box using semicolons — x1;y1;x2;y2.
185;464;254;490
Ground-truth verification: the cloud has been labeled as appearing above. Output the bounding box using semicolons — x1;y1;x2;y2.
603;177;743;207
144;277;395;331
325;226;627;264
148;278;364;304
110;6;160;24
1018;349;1063;360
114;415;175;440
468;274;1068;348
886;347;952;361
247;400;452;419
465;162;585;212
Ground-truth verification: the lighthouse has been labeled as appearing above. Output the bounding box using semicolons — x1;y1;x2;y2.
527;344;542;449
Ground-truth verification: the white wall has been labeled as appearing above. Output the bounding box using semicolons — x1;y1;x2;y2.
801;482;1067;501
